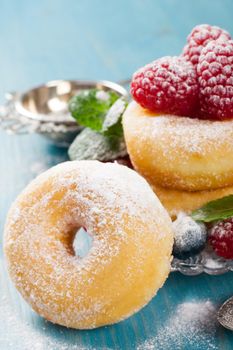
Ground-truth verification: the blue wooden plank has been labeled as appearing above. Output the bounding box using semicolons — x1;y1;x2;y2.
1;0;233;349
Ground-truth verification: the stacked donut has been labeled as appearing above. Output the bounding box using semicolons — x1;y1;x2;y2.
123;24;233;217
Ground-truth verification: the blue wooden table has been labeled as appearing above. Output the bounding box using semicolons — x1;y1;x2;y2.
1;1;233;349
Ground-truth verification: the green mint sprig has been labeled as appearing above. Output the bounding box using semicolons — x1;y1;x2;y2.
69;89;120;132
102;98;126;137
191;195;233;223
68;88;128;161
68;128;127;161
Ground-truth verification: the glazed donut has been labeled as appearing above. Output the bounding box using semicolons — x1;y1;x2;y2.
152;184;233;218
4;161;173;329
123;101;233;191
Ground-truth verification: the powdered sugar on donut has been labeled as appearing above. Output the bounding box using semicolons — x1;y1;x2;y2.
4;161;173;329
123;101;233;190
126;102;233;159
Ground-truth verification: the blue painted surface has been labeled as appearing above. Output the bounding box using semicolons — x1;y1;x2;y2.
1;1;233;349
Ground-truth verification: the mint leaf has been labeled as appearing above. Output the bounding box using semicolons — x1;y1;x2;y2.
191;195;233;223
68;89;129;162
102;98;128;137
69;89;119;131
68;128;127;162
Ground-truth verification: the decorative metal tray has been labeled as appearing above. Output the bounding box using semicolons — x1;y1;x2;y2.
171;247;233;275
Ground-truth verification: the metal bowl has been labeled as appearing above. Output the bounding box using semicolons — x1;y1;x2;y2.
0;79;128;147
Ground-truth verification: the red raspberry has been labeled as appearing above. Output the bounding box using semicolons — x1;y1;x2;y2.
130;56;199;116
209;217;233;259
182;24;231;68
197;40;233;120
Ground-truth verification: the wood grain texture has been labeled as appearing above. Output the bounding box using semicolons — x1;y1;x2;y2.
1;0;233;348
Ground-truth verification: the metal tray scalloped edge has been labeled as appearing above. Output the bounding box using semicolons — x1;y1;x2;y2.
171;248;233;275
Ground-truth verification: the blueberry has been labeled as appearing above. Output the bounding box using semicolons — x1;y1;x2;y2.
172;214;207;259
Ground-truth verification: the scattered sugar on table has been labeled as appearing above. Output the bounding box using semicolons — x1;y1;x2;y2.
137;300;218;350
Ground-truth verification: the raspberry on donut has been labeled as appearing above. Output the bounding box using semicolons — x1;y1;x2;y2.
130;56;199;116
197;40;233;120
182;24;231;68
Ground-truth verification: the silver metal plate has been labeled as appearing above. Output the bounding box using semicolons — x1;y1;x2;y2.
0;79;128;147
15;79;128;124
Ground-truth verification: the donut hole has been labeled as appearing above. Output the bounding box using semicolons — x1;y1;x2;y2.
72;227;93;258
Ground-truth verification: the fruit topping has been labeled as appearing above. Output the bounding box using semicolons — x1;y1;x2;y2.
131;56;198;116
131;24;233;120
172;214;207;259
182;24;231;68
208;217;233;259
197;40;233;120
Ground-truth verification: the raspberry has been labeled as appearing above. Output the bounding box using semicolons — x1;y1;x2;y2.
209;217;233;259
197;40;233;120
130;56;199;116
182;24;231;68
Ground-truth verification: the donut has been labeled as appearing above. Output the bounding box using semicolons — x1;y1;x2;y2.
152;184;233;218
123;101;233;191
4;160;173;329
